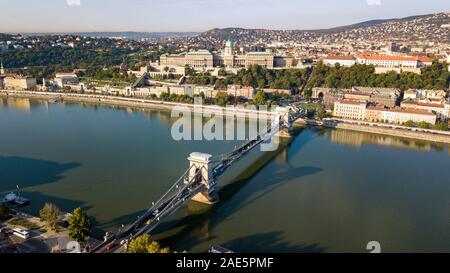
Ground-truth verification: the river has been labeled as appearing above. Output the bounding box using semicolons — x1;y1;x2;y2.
0;97;449;253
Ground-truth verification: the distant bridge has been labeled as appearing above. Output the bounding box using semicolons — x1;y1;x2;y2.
91;105;307;253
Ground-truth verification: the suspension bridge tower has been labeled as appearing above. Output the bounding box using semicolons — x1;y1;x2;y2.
188;152;219;205
275;107;293;138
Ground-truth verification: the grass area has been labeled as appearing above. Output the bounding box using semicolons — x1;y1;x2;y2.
79;77;132;88
8;218;40;230
299;102;329;119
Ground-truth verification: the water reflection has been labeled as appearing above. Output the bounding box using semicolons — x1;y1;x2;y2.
6;98;31;112
327;129;447;153
1;98;449;253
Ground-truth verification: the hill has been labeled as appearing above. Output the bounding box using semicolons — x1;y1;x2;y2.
184;12;450;47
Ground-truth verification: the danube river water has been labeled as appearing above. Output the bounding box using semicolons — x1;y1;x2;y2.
1;97;449;253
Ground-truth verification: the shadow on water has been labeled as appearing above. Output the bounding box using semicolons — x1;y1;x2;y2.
223;231;326;253
96;127;323;252
19;190;109;238
99;209;147;232
0;156;81;192
149;128;323;252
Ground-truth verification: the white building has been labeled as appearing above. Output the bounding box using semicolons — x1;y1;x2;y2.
356;54;432;69
323;56;356;67
333;99;367;120
366;106;437;125
401;100;450;120
54;72;79;88
403;89;447;101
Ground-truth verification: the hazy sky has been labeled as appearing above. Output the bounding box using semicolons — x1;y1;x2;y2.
0;0;449;33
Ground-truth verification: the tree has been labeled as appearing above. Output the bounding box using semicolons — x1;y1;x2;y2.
218;68;227;77
126;235;170;253
418;121;431;129
0;204;9;220
39;203;61;231
434;122;448;131
316;107;327;119
253;91;267;106
403;120;415;127
214;91;230;107
68;208;91;243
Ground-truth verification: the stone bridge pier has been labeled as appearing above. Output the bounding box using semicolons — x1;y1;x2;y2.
188;152;219;205
275;107;293;138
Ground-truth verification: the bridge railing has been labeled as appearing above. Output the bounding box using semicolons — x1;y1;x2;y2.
211;117;284;178
94;106;307;252
126;166;208;239
148;165;195;211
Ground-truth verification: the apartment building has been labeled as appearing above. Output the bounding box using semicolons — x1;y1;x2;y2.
403;89;446;100
227;85;255;100
356;54;433;68
334;99;438;125
401;100;450;120
3;75;37;90
54;72;79;88
323;56;356;67
333;99;368;120
314;86;400;108
365;106;437;124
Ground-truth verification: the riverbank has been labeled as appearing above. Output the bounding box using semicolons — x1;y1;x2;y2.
3;90;450;145
0;90;277;119
296;118;450;144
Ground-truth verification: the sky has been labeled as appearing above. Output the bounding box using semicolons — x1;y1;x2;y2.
0;0;449;33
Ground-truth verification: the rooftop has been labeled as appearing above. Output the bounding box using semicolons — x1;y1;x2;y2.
324;56;355;61
246;51;273;56
367;106;436;116
357;54;432;63
55;72;77;77
4;75;35;80
336;99;368;105
186;49;212;56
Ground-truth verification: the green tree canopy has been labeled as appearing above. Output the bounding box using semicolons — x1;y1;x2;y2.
434;122;448;131
307;61;450;91
39;203;61;231
186;65;309;91
126;235;170;253
253;91;267;106
418;121;431;129
403;120;415;127
214;91;232;107
68;207;91;243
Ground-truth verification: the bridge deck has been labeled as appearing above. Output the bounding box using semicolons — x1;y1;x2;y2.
92;106;306;253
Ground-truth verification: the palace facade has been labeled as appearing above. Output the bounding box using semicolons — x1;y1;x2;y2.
159;40;294;70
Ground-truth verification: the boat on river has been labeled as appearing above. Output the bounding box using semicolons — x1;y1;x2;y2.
1;186;30;207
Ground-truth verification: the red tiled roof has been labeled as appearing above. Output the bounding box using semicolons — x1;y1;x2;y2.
324;56;355;61
367;106;435;116
336;99;367;105
417;102;445;108
417;56;433;63
358;54;419;62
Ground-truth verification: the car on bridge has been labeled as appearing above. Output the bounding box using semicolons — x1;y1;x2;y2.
106;242;116;250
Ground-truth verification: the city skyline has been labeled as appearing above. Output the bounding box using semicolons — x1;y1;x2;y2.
0;0;449;33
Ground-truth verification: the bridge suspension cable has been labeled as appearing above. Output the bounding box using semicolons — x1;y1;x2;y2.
92;106;307;253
